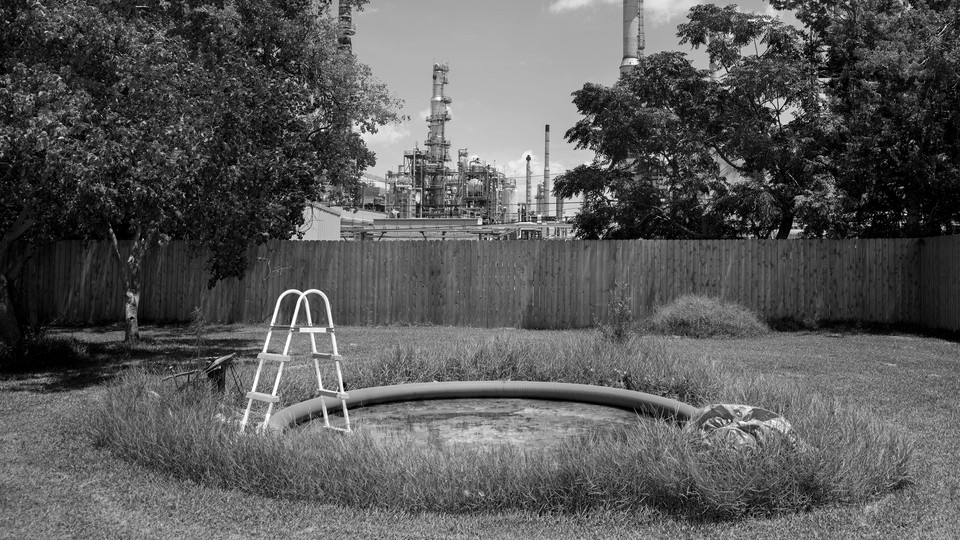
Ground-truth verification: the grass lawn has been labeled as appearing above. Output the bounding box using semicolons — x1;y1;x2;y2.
1;325;958;539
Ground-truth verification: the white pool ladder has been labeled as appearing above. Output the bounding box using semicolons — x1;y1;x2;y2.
239;289;351;433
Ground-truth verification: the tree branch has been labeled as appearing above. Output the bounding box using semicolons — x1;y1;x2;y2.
710;145;747;174
2;208;35;247
106;224;128;282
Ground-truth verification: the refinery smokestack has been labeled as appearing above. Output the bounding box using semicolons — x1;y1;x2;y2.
338;1;355;51
544;125;551;219
620;0;644;77
525;155;532;221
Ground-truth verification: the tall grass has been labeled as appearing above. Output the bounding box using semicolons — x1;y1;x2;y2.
596;282;634;344
85;333;913;520
345;334;719;405
646;295;769;339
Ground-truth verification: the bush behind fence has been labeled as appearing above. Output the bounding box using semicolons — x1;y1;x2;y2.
15;236;960;331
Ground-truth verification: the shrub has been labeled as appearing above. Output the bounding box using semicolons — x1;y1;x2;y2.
646;295;769;339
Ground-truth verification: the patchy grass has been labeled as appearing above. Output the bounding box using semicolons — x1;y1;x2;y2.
646;295;770;339
2;325;958;538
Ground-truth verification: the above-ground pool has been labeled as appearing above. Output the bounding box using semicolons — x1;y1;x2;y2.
270;381;698;449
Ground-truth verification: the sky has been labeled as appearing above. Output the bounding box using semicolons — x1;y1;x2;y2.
352;0;784;207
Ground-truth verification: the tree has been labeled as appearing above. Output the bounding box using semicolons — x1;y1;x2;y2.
555;52;737;240
558;5;834;240
0;0;401;343
678;4;833;239
789;0;960;237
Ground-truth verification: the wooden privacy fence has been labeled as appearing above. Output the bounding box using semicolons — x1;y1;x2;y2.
16;235;960;331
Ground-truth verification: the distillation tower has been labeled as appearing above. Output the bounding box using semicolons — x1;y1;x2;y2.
385;63;514;221
423;63;453;208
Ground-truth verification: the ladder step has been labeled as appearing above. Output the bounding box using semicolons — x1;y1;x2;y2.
246;391;280;404
312;352;343;362
315;389;348;400
298;326;334;334
269;325;334;334
257;352;291;362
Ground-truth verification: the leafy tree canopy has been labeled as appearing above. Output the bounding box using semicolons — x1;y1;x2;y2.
555;52;736;239
557;1;960;240
0;0;401;341
1;0;401;274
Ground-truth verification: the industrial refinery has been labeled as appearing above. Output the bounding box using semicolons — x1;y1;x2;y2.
333;0;647;237
380;63;516;223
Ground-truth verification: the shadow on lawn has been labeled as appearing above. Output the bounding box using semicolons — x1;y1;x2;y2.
768;316;960;342
0;331;259;393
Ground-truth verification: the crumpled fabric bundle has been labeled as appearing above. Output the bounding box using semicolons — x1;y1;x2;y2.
685;403;803;451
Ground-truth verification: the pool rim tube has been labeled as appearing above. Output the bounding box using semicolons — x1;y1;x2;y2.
267;380;698;433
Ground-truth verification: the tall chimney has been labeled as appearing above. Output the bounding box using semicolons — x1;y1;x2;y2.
525;155;532;221
338;1;355;51
544;125;551;219
620;0;643;77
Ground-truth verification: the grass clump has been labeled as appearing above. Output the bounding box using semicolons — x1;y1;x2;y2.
86;331;913;521
646;295;769;339
86;365;912;520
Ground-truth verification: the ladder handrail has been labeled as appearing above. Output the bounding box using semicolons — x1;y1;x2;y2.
262;289;306;356
300;289;338;357
299;289;347;430
241;288;350;434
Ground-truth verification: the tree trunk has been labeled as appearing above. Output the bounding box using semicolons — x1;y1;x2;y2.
0;274;19;347
123;286;140;342
775;211;794;239
0;209;34;347
108;225;155;343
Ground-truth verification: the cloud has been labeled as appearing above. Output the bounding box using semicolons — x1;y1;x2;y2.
506;150;539;177
361;122;411;146
505;150;565;183
645;0;699;23
548;0;618;14
548;0;700;23
419;106;454;121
